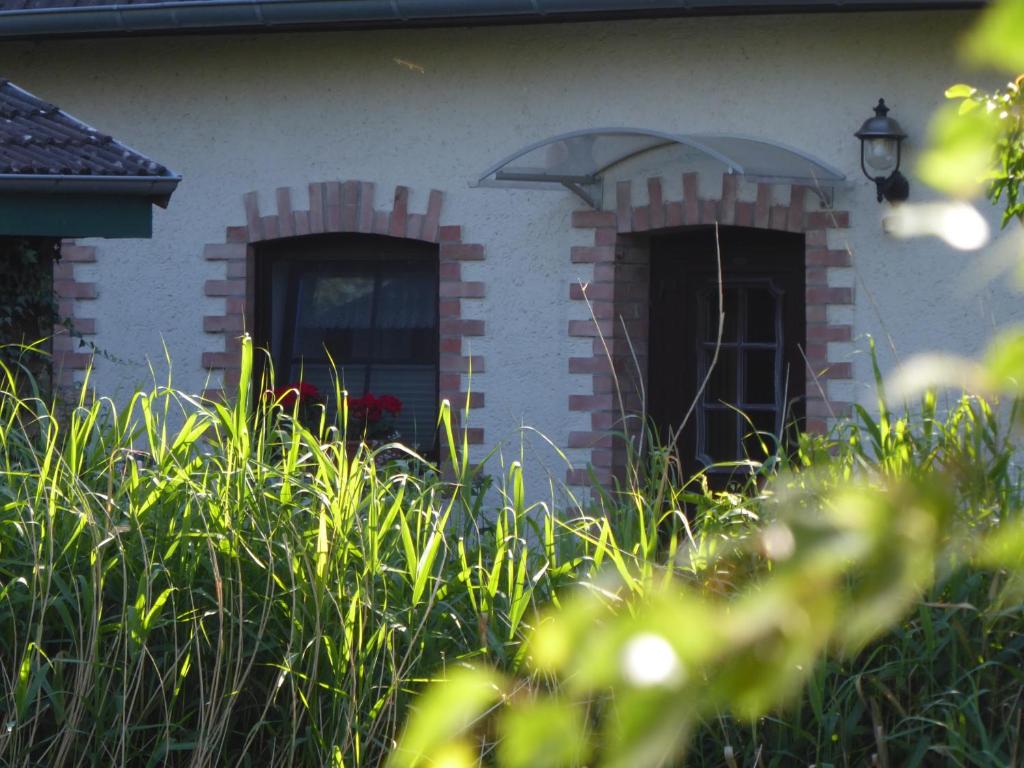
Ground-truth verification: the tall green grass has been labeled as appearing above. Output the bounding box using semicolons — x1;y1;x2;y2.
0;339;579;767
1;336;1021;766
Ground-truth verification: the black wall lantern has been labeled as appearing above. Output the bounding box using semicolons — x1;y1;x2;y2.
855;98;910;203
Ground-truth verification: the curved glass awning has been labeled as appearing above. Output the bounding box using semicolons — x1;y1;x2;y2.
473;128;846;209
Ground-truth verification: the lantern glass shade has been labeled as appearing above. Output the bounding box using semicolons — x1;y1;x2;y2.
864;136;898;173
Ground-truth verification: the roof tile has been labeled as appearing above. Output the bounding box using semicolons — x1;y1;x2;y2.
0;78;171;177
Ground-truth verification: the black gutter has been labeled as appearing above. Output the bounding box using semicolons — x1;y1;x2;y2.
0;173;182;207
0;0;984;40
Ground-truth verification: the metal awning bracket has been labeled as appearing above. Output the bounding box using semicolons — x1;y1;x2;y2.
493;168;604;208
561;180;602;209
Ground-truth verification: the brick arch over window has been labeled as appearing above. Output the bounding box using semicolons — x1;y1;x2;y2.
201;181;485;446
567;173;852;487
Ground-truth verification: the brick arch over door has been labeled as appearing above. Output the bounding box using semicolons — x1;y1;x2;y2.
567;173;853;487
201;181;486;446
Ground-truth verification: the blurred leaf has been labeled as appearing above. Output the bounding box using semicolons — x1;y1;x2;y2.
498;698;590;768
530;585;612;673
558;589;722;693
886;352;991;400
601;688;695;768
388;666;504;768
428;742;478;768
959;97;982;115
945;84;977;99
976;522;1024;569
711;579;837;717
918;104;1001;197
982;326;1024;392
962;0;1024;72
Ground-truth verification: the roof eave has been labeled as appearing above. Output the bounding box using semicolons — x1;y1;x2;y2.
0;173;182;207
0;0;986;40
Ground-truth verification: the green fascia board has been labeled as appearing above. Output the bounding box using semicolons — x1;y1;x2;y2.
0;193;153;238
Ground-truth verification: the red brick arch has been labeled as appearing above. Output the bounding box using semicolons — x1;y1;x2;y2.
567;172;853;486
201;181;485;445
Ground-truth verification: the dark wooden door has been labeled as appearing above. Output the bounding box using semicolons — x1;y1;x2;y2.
648;227;805;483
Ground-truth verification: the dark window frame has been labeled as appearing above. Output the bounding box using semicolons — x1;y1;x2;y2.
253;233;440;451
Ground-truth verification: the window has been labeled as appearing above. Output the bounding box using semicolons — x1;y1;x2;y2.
255;234;439;449
648;227;805;481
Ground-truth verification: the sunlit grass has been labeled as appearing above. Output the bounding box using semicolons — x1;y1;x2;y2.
0;338;585;766
1;337;1021;766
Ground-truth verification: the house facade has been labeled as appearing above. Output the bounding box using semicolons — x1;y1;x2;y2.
0;0;1006;487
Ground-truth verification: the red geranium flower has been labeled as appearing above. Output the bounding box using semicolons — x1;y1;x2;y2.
379;395;402;415
348;393;402;425
266;381;320;409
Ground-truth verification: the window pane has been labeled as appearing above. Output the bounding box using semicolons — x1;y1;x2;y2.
368;365;437;448
702;410;737;465
704;348;737;405
745;286;777;342
741;410;778;462
284;363;368;402
302;273;375;329
376;272;436;329
373;327;436;363
269;260;289;356
293;272;376;360
743;349;776;405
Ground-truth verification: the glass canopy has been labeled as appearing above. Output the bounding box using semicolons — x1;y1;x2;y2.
473;128;846;208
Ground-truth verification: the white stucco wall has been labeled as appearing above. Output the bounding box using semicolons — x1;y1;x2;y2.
2;10;1014;482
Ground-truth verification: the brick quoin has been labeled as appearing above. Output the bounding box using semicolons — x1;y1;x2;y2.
568;174;853;488
52;240;98;394
202;183;486;446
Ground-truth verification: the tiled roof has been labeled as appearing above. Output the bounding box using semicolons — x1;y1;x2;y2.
0;78;171;177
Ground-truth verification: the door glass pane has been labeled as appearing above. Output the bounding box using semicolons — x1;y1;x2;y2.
741;410;778;462
704;348;737;405
743;349;776;405
745;286;777;342
703;409;738;464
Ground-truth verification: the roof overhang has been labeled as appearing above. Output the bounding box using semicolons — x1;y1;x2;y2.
473;128;847;209
0;0;985;40
0;174;181;237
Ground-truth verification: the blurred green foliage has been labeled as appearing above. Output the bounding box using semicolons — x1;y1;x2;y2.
393;381;1024;767
919;0;1024;226
394;2;1024;765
